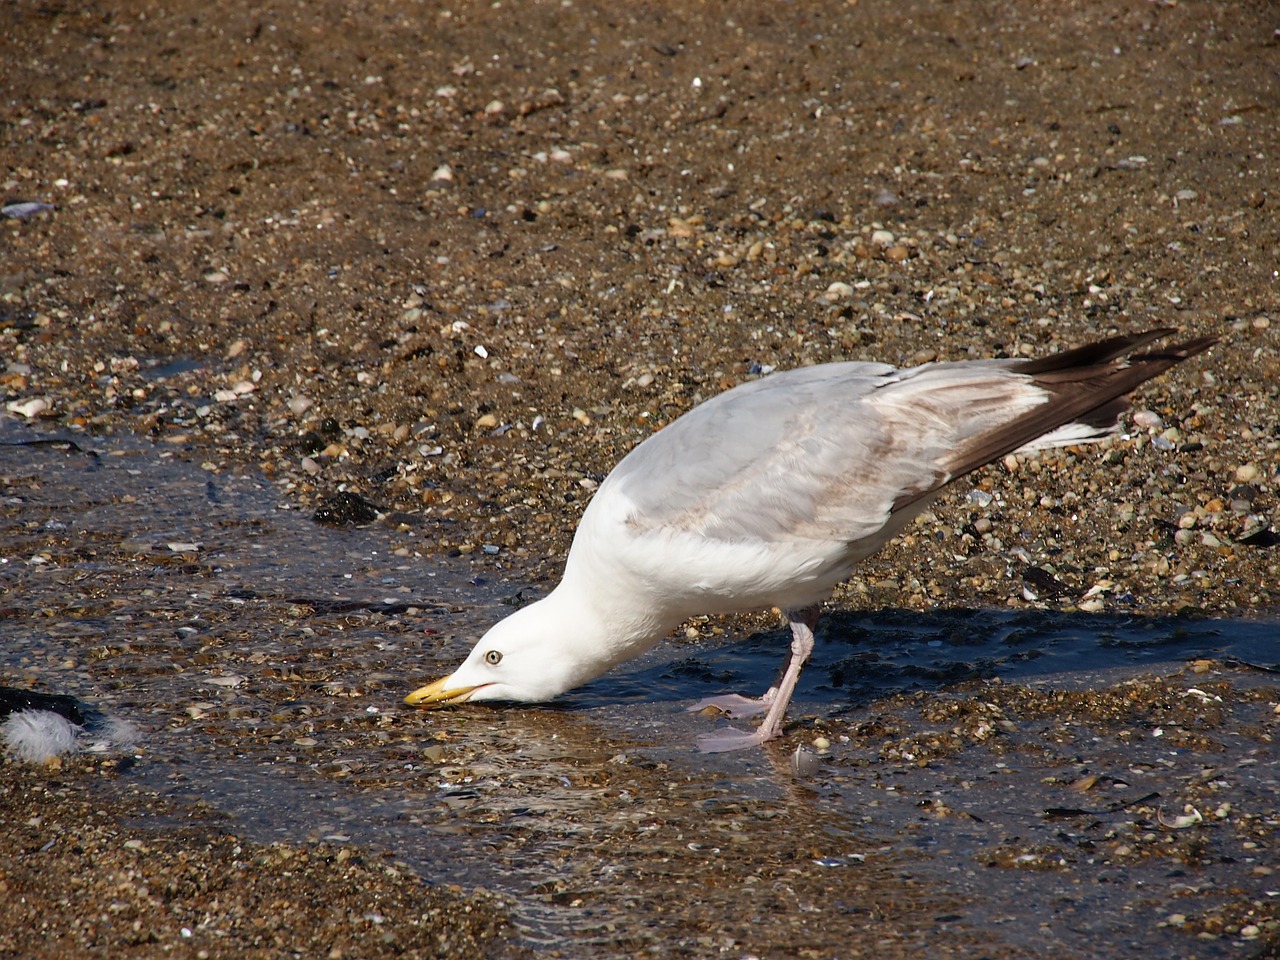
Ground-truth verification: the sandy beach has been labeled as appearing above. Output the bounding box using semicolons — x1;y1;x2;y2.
3;1;1277;956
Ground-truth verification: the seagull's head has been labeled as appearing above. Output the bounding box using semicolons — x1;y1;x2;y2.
404;597;601;708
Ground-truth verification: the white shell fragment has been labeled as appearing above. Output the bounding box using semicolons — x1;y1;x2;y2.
1158;806;1204;829
202;675;248;688
5;397;50;418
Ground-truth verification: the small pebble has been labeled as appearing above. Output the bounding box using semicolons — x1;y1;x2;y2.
1;201;56;219
790;747;820;777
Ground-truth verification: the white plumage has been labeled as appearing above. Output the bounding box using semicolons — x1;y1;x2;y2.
0;687;139;762
407;331;1213;750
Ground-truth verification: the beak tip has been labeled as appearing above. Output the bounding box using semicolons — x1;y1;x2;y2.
405;675;474;708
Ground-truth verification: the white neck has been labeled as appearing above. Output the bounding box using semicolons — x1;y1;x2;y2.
541;562;675;681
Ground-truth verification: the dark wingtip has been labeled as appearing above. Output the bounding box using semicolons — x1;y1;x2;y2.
1131;335;1219;364
1015;329;1217;376
932;329;1216;490
1014;329;1172;375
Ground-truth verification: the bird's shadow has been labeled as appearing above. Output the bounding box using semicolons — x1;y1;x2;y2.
554;606;1279;715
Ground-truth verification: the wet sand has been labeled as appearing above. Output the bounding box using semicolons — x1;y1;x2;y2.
3;0;1279;956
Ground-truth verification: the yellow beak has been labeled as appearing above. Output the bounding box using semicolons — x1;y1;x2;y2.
404;675;481;708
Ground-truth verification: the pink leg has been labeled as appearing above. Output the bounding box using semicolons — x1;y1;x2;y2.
695;605;821;753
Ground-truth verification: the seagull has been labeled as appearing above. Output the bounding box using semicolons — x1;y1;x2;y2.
406;330;1215;751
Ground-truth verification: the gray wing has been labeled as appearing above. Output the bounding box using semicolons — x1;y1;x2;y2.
606;360;1035;546
604;330;1215;548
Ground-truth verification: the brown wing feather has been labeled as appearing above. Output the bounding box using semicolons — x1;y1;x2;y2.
1014;328;1175;375
895;333;1217;512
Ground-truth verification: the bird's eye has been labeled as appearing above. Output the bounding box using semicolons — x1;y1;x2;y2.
484;650;503;665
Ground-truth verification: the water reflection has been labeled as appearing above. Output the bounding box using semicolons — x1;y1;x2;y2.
3;419;1277;957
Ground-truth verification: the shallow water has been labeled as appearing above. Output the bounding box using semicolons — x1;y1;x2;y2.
3;417;1278;958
